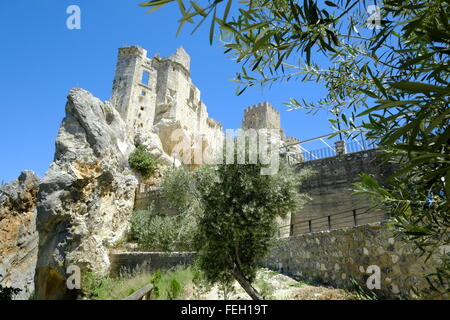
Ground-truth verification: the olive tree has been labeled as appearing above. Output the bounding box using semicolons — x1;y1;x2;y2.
194;160;311;299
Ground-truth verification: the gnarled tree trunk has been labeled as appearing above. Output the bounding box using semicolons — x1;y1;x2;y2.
232;266;263;300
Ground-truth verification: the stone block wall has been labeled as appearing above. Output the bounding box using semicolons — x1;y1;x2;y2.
291;149;397;234
263;222;446;299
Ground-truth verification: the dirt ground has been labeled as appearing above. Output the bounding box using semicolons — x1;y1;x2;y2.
189;269;354;300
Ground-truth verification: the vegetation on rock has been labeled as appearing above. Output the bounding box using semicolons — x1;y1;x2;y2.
129;145;159;178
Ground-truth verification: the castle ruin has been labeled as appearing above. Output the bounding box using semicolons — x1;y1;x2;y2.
2;45;440;300
114;45;390;236
111;46;224;164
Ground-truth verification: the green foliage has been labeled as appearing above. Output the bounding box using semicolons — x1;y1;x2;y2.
150;270;162;298
0;285;21;300
346;278;379;300
150;267;193;300
128;145;158;178
81;272;116;299
167;278;182;300
193;159;311;299
140;0;450;295
160;165;202;216
130;203;196;251
191;263;213;298
131;166;200;251
254;279;275;299
355;173;449;295
80;267;193;300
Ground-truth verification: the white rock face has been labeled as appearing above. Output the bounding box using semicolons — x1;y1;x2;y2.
134;129;179;167
0;171;40;300
35;88;139;300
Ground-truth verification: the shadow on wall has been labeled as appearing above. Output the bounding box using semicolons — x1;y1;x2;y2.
290;149;397;235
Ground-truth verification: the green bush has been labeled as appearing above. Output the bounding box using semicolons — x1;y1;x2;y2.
130;203;196;251
167;278;182;300
160;166;200;215
128;145;158;178
150;267;193;300
0;285;21;300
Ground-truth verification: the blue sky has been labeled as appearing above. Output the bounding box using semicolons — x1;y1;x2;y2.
0;1;337;182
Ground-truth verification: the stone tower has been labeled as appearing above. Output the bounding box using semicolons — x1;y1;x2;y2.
111;46;157;136
110;45;223;163
111;46;193;137
242;101;281;131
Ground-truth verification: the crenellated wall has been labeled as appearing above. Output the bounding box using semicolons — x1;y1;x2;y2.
242;101;281;131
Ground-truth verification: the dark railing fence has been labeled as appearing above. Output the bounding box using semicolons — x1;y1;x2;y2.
278;206;390;237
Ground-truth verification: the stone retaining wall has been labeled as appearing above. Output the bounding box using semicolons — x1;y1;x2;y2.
263;222;446;299
291;149;397;234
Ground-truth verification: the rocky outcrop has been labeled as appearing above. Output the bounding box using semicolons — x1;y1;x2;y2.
134;129;179;168
35;88;139;300
0;171;40;300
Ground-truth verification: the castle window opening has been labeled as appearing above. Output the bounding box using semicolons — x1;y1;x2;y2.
140;107;145;111
141;71;150;85
140;90;146;97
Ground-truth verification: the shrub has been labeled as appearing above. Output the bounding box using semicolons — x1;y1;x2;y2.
130;165;200;251
150;267;193;300
130;203;196;251
167;278;182;300
128;145;158;178
160;166;200;215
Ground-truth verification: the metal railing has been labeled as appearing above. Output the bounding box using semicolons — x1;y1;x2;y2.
278;206;390;237
122;283;154;300
298;138;378;162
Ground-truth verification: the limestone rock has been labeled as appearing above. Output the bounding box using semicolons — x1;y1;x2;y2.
35;88;138;300
0;170;40;300
155;119;192;164
134;130;179;167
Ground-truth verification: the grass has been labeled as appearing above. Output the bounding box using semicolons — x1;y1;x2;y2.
81;267;366;300
82;270;153;300
81;266;194;300
151;267;194;300
289;281;307;288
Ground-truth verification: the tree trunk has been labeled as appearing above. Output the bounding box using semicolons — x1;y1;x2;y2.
232;267;263;300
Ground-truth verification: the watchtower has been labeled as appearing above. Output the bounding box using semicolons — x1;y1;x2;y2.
242;101;281;130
